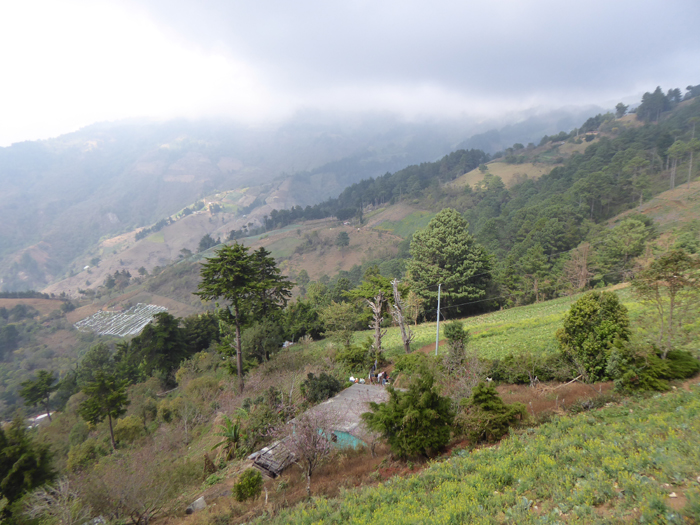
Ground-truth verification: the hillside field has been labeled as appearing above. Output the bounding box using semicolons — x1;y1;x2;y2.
340;285;642;361
260;384;700;524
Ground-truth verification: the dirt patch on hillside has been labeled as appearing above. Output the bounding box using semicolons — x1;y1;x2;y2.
0;298;63;316
280;225;401;281
497;381;614;416
451;162;553;189
65;304;103;324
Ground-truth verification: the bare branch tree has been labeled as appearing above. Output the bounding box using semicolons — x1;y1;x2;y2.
562;242;594;293
391;279;414;353
25;478;93;525
367;292;387;358
404;290;424;326
282;410;337;497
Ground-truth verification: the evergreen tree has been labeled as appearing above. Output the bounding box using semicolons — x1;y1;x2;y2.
0;418;55;518
406;208;491;315
19;370;57;421
556;291;630;382
79;372;130;450
249;247;294;318
196;243;291;392
362;366;453;458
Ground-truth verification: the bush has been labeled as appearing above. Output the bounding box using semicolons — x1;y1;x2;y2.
114;415;145;443
335;337;379;371
66;439;107;471
362;366;453;458
157;398;176;423
68;421;89;447
301;373;343;404
456;382;527;443
606;340;700;392
489;352;575;384
393;352;436;376
232;469;264;502
556;291;630;382
443;321;469;373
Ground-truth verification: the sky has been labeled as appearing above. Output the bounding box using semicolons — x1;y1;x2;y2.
1;0;699;147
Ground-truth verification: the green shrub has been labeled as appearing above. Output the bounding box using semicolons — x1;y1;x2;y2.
335;337;376;371
114;415;145;443
66;438;107;471
455;381;527;443
556;291;630;382
393;352;435;376
362;366;453;458
489;352;574;384
606;340;700;393
157;398;176;422
301;372;343;404
232;469;264;502
68;421;90;447
203;472;225;487
665;349;700;378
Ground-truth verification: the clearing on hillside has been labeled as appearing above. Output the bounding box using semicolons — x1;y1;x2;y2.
450;161;553;189
74;303;167;337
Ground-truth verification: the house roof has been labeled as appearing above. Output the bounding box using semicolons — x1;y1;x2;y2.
294;383;391;442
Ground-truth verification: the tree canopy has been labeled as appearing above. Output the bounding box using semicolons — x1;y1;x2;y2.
556;291;630;382
19;370;57;421
406;208;492;315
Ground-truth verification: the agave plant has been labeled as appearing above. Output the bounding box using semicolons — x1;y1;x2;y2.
212;415;244;461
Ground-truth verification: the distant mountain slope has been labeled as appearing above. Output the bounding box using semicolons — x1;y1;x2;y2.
1;106;605;292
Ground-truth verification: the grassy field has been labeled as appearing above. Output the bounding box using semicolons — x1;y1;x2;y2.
374;210;436;239
146;232;165;243
260;385;700;524
341;286;644;361
450;162;554;189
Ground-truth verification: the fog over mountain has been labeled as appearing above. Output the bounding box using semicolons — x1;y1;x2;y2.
1;0;699;290
1;0;699;146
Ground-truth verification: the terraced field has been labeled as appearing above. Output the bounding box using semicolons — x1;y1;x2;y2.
74;303;167;337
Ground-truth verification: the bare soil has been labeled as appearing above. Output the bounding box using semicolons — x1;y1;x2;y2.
0;298;63;316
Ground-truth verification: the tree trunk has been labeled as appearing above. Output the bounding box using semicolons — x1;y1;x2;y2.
305;470;311;497
234;304;244;393
671;158;677;190
391;280;413;353
108;413;116;450
666;292;675;359
688;150;694;189
44;398;52;422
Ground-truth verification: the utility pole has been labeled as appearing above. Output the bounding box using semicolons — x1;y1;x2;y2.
435;283;441;356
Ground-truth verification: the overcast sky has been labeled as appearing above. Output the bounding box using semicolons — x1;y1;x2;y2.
1;0;699;147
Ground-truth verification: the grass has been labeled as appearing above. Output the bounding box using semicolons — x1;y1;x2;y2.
262;236;305;259
374;211;436;239
146;232;165;243
258;384;700;524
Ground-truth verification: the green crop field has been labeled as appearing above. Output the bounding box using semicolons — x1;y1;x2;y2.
260;385;700;524
345;287;645;360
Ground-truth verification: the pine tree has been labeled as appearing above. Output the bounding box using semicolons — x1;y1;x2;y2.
79;372;130;450
19;370;57;421
362;366;453;458
406;208;491;314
